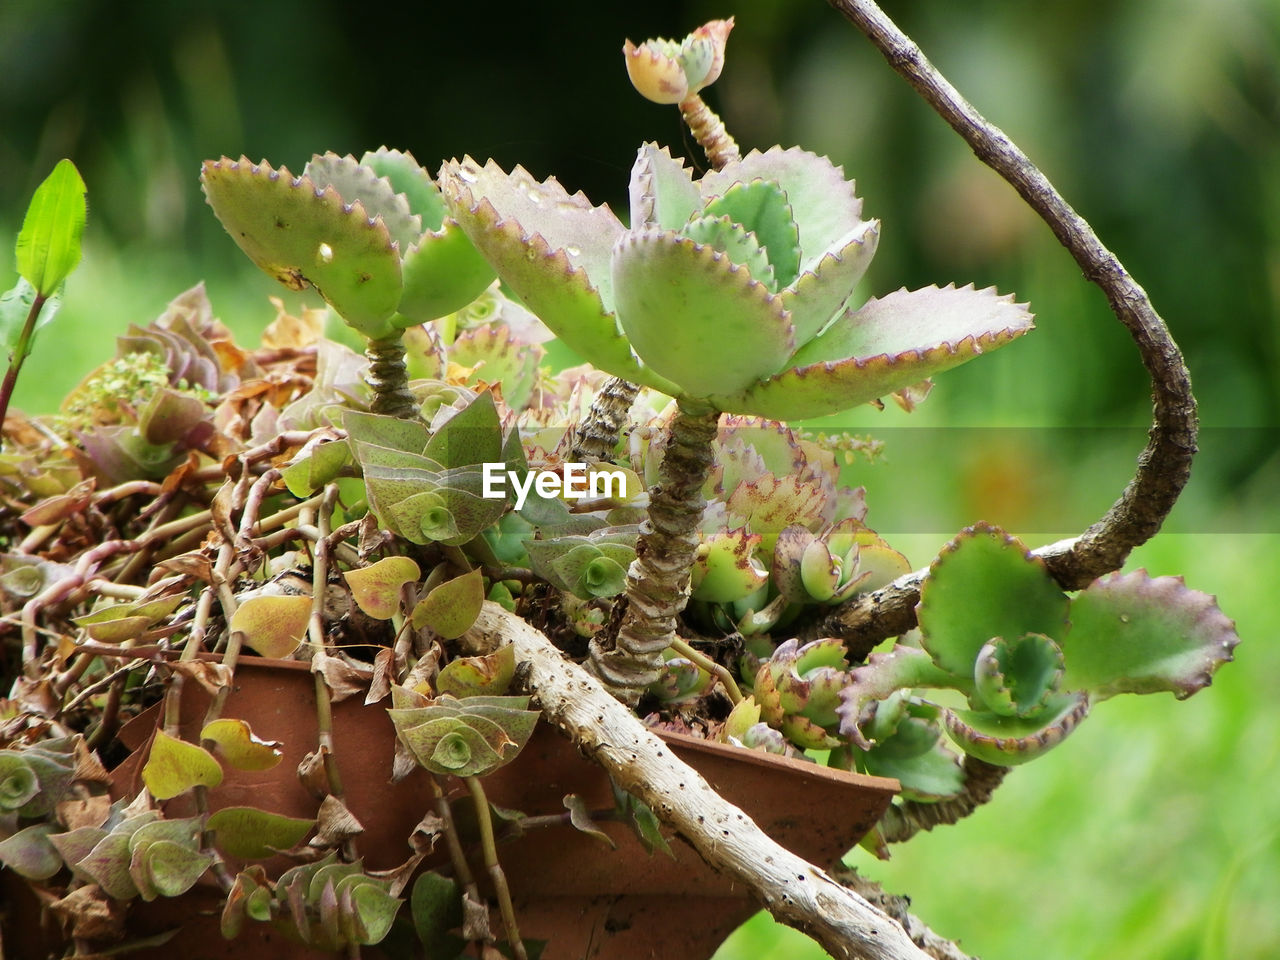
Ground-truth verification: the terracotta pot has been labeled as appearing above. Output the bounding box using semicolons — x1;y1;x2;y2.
100;657;898;959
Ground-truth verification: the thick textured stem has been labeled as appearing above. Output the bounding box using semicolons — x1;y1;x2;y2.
569;376;640;463
471;603;930;960
877;756;1007;844
816;0;1198;657
832;869;978;960
680;93;741;169
587;403;719;703
364;333;417;419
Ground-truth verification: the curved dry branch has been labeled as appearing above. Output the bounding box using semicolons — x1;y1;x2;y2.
817;0;1198;657
472;602;931;960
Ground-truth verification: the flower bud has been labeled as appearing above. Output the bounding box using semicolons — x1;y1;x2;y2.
623;18;734;105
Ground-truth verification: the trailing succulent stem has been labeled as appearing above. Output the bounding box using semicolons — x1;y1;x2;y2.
877;756;1007;844
364;333;417;418
587;404;719;702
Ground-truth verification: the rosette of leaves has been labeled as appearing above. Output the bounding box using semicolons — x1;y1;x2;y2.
0;737;75;820
523;522;639;600
222;854;400;950
439;145;1032;420
837;523;1241;767
56;812;213;901
61;285;243;483
340;390;520;545
389;692;539;778
748;638;851;749
201;149;497;417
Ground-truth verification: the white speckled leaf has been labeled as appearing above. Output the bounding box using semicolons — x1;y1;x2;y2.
612;229;794;399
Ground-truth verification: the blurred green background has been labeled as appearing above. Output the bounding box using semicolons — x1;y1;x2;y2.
2;0;1276;957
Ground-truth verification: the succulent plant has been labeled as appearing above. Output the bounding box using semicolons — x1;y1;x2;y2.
438;147;1032;422
750;638;851;749
202;149;497;417
838;523;1240;766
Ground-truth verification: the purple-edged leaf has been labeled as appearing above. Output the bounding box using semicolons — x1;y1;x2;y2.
1063;571;1240;699
791;283;1033;367
200;158;402;339
440;158;674;392
699;180;799;290
132;839;213;900
731;285;1033;420
77;830;139;899
629;143;700;230
303;151;422;251
942;692;1089;766
0;823;62;880
771;524;817;604
360;148;445;227
700;147;866;275
48;826;108;879
780;220;879;346
974;633;1064;718
682;215;775;290
837;645;965;748
917;523;1069;677
0;753;39;810
613;229;794;398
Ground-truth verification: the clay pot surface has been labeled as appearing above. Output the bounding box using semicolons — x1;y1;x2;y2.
102;657;898;959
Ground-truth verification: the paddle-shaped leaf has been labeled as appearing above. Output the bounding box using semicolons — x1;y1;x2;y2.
142;730;223;800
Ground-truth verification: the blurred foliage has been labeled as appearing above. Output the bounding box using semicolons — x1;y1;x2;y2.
1;1;1276;957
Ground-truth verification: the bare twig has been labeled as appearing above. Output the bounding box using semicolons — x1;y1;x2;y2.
479;603;930;960
817;0;1198;656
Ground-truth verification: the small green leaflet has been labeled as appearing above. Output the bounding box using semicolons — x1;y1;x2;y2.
15;160;88;297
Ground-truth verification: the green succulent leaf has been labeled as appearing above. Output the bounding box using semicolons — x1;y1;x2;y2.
699;179;800;290
779;220;879;345
700;147;864;276
435;643;517;697
48;826;108;880
691;530;768;603
344;556;421;621
917;523;1069;677
974;632;1065;718
16;158;87;297
942;692;1089;766
629;143;701;230
201;157;402;339
390;696;538;777
282;437;353;497
303;151;422;251
858;715;966;801
0;278;61;363
733;285;1033;420
0;753;40;810
411;871;465;956
141;729;224;800
208;807;315;860
398;221;497;323
1062;570;1240;699
410;568;486;639
132;838;214;900
360;147;447;228
612;229;793;398
422;390;504;469
837;644;966;748
439;157;678;394
681;215;775;290
341;408;432;454
0;823;62;880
